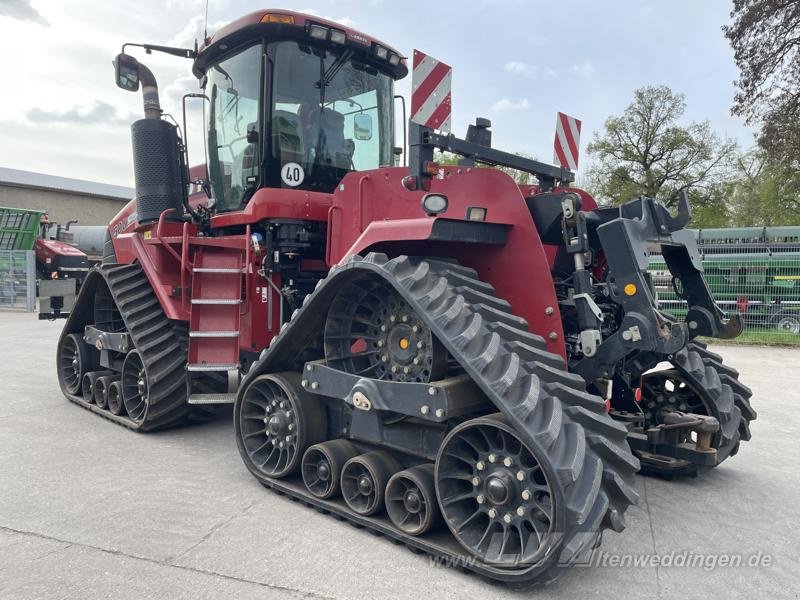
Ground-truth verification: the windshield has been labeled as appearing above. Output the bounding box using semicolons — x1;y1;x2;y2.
206;43;263;212
267;41;394;192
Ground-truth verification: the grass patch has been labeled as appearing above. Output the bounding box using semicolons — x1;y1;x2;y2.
700;330;800;347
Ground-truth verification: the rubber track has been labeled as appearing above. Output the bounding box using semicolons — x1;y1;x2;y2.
57;264;189;431
672;341;756;465
236;254;640;585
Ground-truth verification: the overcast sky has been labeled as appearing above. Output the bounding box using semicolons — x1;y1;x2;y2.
0;0;753;187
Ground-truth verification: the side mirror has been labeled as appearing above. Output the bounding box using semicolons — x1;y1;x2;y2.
354;112;373;141
114;53;140;92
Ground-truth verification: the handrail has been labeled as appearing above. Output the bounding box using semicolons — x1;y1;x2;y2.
357;175;371;233
154;210;193;311
180;221;189;311
243;224;251;314
154;210;183;264
326;204;340;266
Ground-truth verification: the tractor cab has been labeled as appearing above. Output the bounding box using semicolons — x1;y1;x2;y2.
203;35;399;210
198;13;406;207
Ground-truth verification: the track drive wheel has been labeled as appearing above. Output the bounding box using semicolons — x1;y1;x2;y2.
386;464;440;536
324;278;447;382
341;451;402;516
302;439;360;499
436;415;558;568
58;333;96;395
236;373;326;479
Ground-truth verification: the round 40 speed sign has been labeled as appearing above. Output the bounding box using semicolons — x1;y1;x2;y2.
281;162;305;187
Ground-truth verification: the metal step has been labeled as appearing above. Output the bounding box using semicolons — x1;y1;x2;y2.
193;267;243;274
187;363;239;372
189;331;240;338
191;298;241;305
188;393;236;405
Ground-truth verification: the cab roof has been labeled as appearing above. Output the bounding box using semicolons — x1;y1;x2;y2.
193;9;408;80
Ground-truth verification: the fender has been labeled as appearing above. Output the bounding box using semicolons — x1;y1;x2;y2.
330;166;566;360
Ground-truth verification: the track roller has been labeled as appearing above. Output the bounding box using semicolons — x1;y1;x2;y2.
58;333;97;395
385;464;440;536
107;380;126;416
82;371;112;404
237;373;326;478
341;451;402;516
302;439;360;499
92;375;119;410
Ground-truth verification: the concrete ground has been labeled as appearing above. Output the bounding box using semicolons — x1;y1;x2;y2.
0;310;797;600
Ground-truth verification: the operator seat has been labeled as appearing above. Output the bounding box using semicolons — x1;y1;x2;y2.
303;107;354;170
272;110;304;164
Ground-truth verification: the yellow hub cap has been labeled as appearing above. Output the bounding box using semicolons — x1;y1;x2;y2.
399;338;410;350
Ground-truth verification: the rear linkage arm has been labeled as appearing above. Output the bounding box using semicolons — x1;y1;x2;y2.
573;191;742;383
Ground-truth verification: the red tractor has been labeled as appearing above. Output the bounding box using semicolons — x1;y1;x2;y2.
56;9;755;584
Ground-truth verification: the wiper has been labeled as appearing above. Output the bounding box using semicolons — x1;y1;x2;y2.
316;49;352;91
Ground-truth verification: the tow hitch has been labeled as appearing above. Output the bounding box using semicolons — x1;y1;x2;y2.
620;408;720;470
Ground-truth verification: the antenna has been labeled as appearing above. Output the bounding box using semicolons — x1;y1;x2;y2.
203;0;209;44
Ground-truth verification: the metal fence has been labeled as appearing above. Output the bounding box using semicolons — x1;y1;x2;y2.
0;250;36;312
649;227;800;346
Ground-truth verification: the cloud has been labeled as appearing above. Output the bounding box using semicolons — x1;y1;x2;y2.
569;59;595;78
25;101;137;127
0;0;48;25
503;60;534;76
503;61;528;74
543;66;558;79
490;97;531;111
298;8;356;28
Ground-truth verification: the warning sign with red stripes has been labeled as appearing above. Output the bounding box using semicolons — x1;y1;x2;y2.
553;112;582;172
411;50;452;133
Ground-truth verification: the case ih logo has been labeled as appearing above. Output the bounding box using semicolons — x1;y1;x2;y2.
553;111;582;172
410;50;452;133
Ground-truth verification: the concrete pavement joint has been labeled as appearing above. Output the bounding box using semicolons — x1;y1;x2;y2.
0;524;341;600
167;496;267;564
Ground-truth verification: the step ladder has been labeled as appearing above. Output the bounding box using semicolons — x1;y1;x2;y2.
187;248;242;404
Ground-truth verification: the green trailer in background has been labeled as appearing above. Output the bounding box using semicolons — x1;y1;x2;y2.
0;206;43;251
0;207;42;310
650;226;800;342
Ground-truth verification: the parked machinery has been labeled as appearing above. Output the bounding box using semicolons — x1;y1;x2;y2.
651;226;800;335
56;9;754;584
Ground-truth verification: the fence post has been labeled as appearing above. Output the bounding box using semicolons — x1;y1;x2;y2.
26;250;36;313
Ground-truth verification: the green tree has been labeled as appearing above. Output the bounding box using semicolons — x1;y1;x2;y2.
727;150;800;226
723;0;800;167
586;86;737;210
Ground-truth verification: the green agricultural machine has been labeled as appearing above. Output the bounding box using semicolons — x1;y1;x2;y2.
650;226;800;337
0;206;43;251
0;207;42;308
